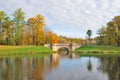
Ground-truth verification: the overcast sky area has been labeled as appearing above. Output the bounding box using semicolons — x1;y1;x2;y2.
1;0;120;38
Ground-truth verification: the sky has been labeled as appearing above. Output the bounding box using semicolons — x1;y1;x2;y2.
0;0;120;38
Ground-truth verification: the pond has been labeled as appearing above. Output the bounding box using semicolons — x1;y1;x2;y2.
0;53;119;80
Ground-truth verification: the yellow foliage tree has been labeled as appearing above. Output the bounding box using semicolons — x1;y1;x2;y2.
27;14;46;45
51;33;59;44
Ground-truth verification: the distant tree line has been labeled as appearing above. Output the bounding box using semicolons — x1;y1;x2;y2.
96;16;120;46
59;36;83;44
0;8;59;45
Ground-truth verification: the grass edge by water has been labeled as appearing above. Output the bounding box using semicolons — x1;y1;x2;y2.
75;45;120;56
0;45;53;56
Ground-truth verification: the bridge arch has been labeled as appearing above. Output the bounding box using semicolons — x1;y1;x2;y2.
57;47;70;55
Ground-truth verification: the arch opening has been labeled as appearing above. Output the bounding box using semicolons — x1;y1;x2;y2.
57;47;69;55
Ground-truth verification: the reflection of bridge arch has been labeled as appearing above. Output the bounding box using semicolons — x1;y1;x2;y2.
45;44;81;52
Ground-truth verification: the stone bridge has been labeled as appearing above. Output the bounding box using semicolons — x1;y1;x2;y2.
44;44;81;52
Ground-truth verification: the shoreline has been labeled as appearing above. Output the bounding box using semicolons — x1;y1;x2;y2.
0;45;53;56
1;45;120;57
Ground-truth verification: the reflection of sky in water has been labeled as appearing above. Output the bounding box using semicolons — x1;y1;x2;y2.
45;57;108;80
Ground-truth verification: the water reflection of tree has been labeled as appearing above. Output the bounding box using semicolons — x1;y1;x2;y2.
0;58;23;80
99;57;120;80
87;57;92;71
45;54;59;72
0;54;60;80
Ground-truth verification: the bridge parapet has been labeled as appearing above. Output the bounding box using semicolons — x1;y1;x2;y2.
44;44;50;48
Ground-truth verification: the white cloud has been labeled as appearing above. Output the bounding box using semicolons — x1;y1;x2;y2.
1;0;120;38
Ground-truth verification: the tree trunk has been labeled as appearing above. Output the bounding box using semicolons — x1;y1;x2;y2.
117;37;120;46
33;35;35;45
89;36;91;45
6;38;9;45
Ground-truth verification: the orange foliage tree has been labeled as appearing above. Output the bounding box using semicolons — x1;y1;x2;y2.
45;31;59;44
27;14;46;45
51;33;59;44
0;9;60;45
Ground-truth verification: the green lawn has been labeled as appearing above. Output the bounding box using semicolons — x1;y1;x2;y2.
75;46;120;55
0;45;52;56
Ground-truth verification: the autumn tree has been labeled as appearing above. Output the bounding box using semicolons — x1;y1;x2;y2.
21;23;28;45
59;36;68;44
0;11;6;44
0;8;60;46
13;8;25;45
51;33;59;44
45;31;53;44
35;14;46;45
27;17;36;45
106;21;118;45
97;26;106;45
96;15;120;46
27;14;46;45
2;17;14;45
112;16;120;46
44;29;59;44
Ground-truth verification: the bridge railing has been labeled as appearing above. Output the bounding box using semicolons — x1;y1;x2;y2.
44;44;51;48
44;44;81;49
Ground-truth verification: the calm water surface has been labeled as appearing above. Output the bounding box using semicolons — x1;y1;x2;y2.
0;54;120;80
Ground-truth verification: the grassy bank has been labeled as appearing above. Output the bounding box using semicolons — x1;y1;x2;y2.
0;45;52;56
75;46;120;55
